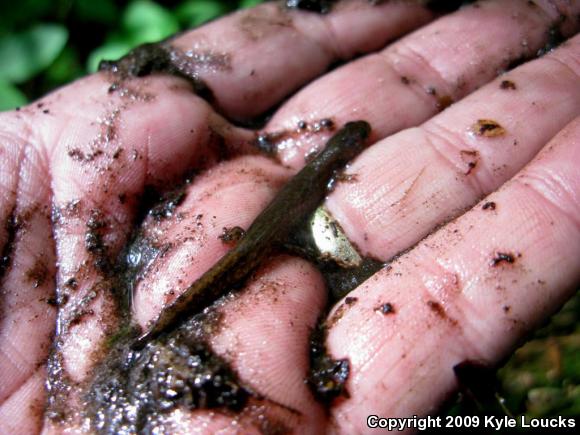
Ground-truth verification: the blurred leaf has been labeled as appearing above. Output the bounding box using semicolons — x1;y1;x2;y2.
0;24;68;83
0;0;52;34
73;0;118;24
45;46;84;84
0;79;27;111
123;0;179;45
87;0;182;73
87;41;132;73
527;387;568;417
175;0;230;27
239;0;264;8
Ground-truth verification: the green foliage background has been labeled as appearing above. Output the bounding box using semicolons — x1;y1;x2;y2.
0;0;578;423
0;0;264;110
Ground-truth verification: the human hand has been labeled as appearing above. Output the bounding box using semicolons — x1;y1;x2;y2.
0;0;579;433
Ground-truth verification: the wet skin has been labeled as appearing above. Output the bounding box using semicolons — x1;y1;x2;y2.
135;121;371;348
0;0;580;433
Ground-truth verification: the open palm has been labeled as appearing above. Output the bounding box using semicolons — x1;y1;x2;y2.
1;1;579;433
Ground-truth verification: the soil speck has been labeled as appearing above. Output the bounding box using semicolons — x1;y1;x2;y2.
490;252;520;267
500;80;516;90
219;226;246;246
375;302;395;315
482;201;496;211
471;119;505;137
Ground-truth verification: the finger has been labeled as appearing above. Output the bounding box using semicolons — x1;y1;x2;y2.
326;33;580;261
90;255;328;434
27;0;429;421
263;0;580;168
0;368;45;434
0;125;21;250
327;116;580;430
182;257;327;433
208;256;327;433
40;71;291;426
0;118;56;415
40;75;237;428
166;0;435;120
122;154;329;432
131;154;291;328
34;1;417;417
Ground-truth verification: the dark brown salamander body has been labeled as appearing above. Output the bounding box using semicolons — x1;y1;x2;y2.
133;121;371;348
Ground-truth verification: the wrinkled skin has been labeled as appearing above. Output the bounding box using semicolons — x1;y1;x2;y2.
0;0;579;433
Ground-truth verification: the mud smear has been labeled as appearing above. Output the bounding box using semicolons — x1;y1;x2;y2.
133;182;191;229
0;207;18;280
148;190;187;222
85;209;112;273
502;15;568;73
307;320;350;404
99;41;230;103
254;118;336;156
45;282;121;423
219;226;247;245
0;205;40;280
85;264;295;434
47;218;170;423
47;198;149;422
85;309;252;434
67;148;104;163
45;352;75;422
26;257;49;288
99;43;176;78
436;94;453;111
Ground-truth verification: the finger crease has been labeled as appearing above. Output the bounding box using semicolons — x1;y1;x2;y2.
421;123;488;198
383;42;455;100
0;338;34;405
415;259;492;362
515;172;580;231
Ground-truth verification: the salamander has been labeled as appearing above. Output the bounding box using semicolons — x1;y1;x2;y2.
133;120;371;349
